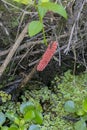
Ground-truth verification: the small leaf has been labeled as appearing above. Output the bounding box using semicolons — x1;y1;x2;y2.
8;124;19;130
28;21;43;37
76;109;85;116
35;102;43;112
82;98;87;112
29;124;40;130
40;2;67;19
14;117;20;125
6;112;18;122
20;101;35;114
0;112;6;126
14;0;32;5
38;6;47;19
64;100;76;113
34;110;43;124
81;115;87;122
74;120;87;130
24;110;35;121
1;126;8;130
41;0;49;2
19;119;25;126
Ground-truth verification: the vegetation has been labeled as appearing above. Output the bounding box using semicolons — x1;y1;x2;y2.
0;0;87;130
0;71;87;130
0;101;43;130
13;0;67;45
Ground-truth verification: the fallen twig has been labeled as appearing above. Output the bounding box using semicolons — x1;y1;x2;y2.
64;0;86;54
0;22;29;77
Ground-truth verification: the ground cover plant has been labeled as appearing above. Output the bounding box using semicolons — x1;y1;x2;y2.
0;0;87;130
0;71;87;130
0;101;43;130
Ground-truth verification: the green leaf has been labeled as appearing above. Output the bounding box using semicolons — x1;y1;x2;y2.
14;117;20;125
14;0;32;5
74;120;87;130
38;6;47;19
34;110;43;124
1;126;8;130
0;112;6;126
29;124;40;130
19;119;25;126
24;110;35;121
40;2;67;19
40;0;49;2
82;98;87;112
81;115;87;122
76;108;85;116
8;124;19;130
28;21;43;37
35;102;42;112
20;101;35;114
19;125;27;130
6;112;18;122
64;100;76;113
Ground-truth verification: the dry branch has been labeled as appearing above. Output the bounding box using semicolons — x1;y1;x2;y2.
0;22;29;77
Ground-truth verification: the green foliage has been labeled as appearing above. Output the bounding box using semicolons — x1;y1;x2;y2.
28;21;43;37
82;98;87;112
0;101;43;130
74;119;87;130
0;91;11;103
29;124;40;130
64;100;76;113
0;112;6;126
64;98;87;130
14;0;32;5
20;101;35;114
13;0;67;43
0;70;87;130
40;2;67;19
51;70;87;130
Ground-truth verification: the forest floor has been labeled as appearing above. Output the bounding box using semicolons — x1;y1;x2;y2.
0;0;87;130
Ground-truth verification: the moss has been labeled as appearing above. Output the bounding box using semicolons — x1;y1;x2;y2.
0;70;87;130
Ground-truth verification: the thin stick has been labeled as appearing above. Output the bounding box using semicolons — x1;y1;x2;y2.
0;22;29;77
19;64;37;88
64;0;86;54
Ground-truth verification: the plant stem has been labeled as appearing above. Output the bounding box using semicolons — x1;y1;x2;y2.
34;1;47;45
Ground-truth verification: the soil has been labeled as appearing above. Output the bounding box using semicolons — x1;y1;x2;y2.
0;0;87;100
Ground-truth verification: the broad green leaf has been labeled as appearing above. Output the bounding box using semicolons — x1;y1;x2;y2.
34;110;43;124
82;98;87;112
14;0;32;5
64;100;76;113
28;21;43;37
24;110;35;121
40;2;67;19
74;120;87;130
0;112;6;126
29;124;40;130
20;102;35;114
